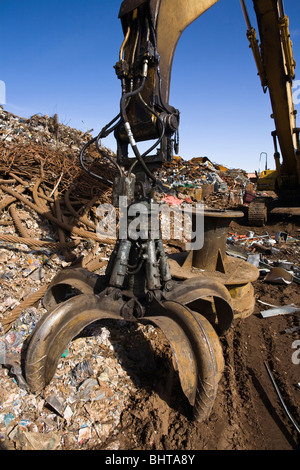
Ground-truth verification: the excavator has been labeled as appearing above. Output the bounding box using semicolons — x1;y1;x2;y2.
240;0;300;226
22;0;297;423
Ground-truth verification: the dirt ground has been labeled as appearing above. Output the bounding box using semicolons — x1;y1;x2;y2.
106;214;300;451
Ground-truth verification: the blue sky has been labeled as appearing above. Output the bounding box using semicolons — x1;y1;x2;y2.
1;0;300;172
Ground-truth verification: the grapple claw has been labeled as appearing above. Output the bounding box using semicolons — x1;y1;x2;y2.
24;292;123;394
143;299;225;422
24;288;224;422
165;277;234;336
43;267;106;311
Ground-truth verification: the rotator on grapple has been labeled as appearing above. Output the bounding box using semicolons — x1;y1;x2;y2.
23;0;258;422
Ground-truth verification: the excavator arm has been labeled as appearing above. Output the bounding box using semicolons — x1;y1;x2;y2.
241;0;300;191
114;0;219;167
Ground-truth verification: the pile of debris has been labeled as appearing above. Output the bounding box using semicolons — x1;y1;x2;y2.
1;106;257;209
155;155;256;209
0;107;120;160
227;228;300;288
0;106;118;197
1;109;88;150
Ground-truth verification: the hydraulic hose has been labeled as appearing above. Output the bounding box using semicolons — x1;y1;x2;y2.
95;115;123;177
79;113;122;183
79;137;113;184
120;66;166;188
128;92;166;177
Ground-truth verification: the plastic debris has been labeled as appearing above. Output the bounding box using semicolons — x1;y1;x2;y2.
264;267;293;285
8;426;60;450
45;394;66;417
260;304;300;318
163;195;183;206
247;254;261;267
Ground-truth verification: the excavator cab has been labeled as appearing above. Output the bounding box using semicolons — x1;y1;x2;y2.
257;170;277;191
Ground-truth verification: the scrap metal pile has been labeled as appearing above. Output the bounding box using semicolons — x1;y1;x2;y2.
0;107;118;195
155;155;256;208
227;228;300;286
0;107;127;330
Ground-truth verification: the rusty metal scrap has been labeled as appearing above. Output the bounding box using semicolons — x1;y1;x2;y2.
0;107;118;198
0;109;120;255
0;141;116;198
0;184;114;244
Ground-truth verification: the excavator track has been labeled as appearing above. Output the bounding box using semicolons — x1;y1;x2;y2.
247;201;267;227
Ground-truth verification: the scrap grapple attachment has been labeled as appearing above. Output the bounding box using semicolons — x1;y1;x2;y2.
24;200;235;422
23;0;258;422
24;262;232;422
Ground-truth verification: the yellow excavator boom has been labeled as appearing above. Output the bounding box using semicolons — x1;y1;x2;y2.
241;0;299;190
